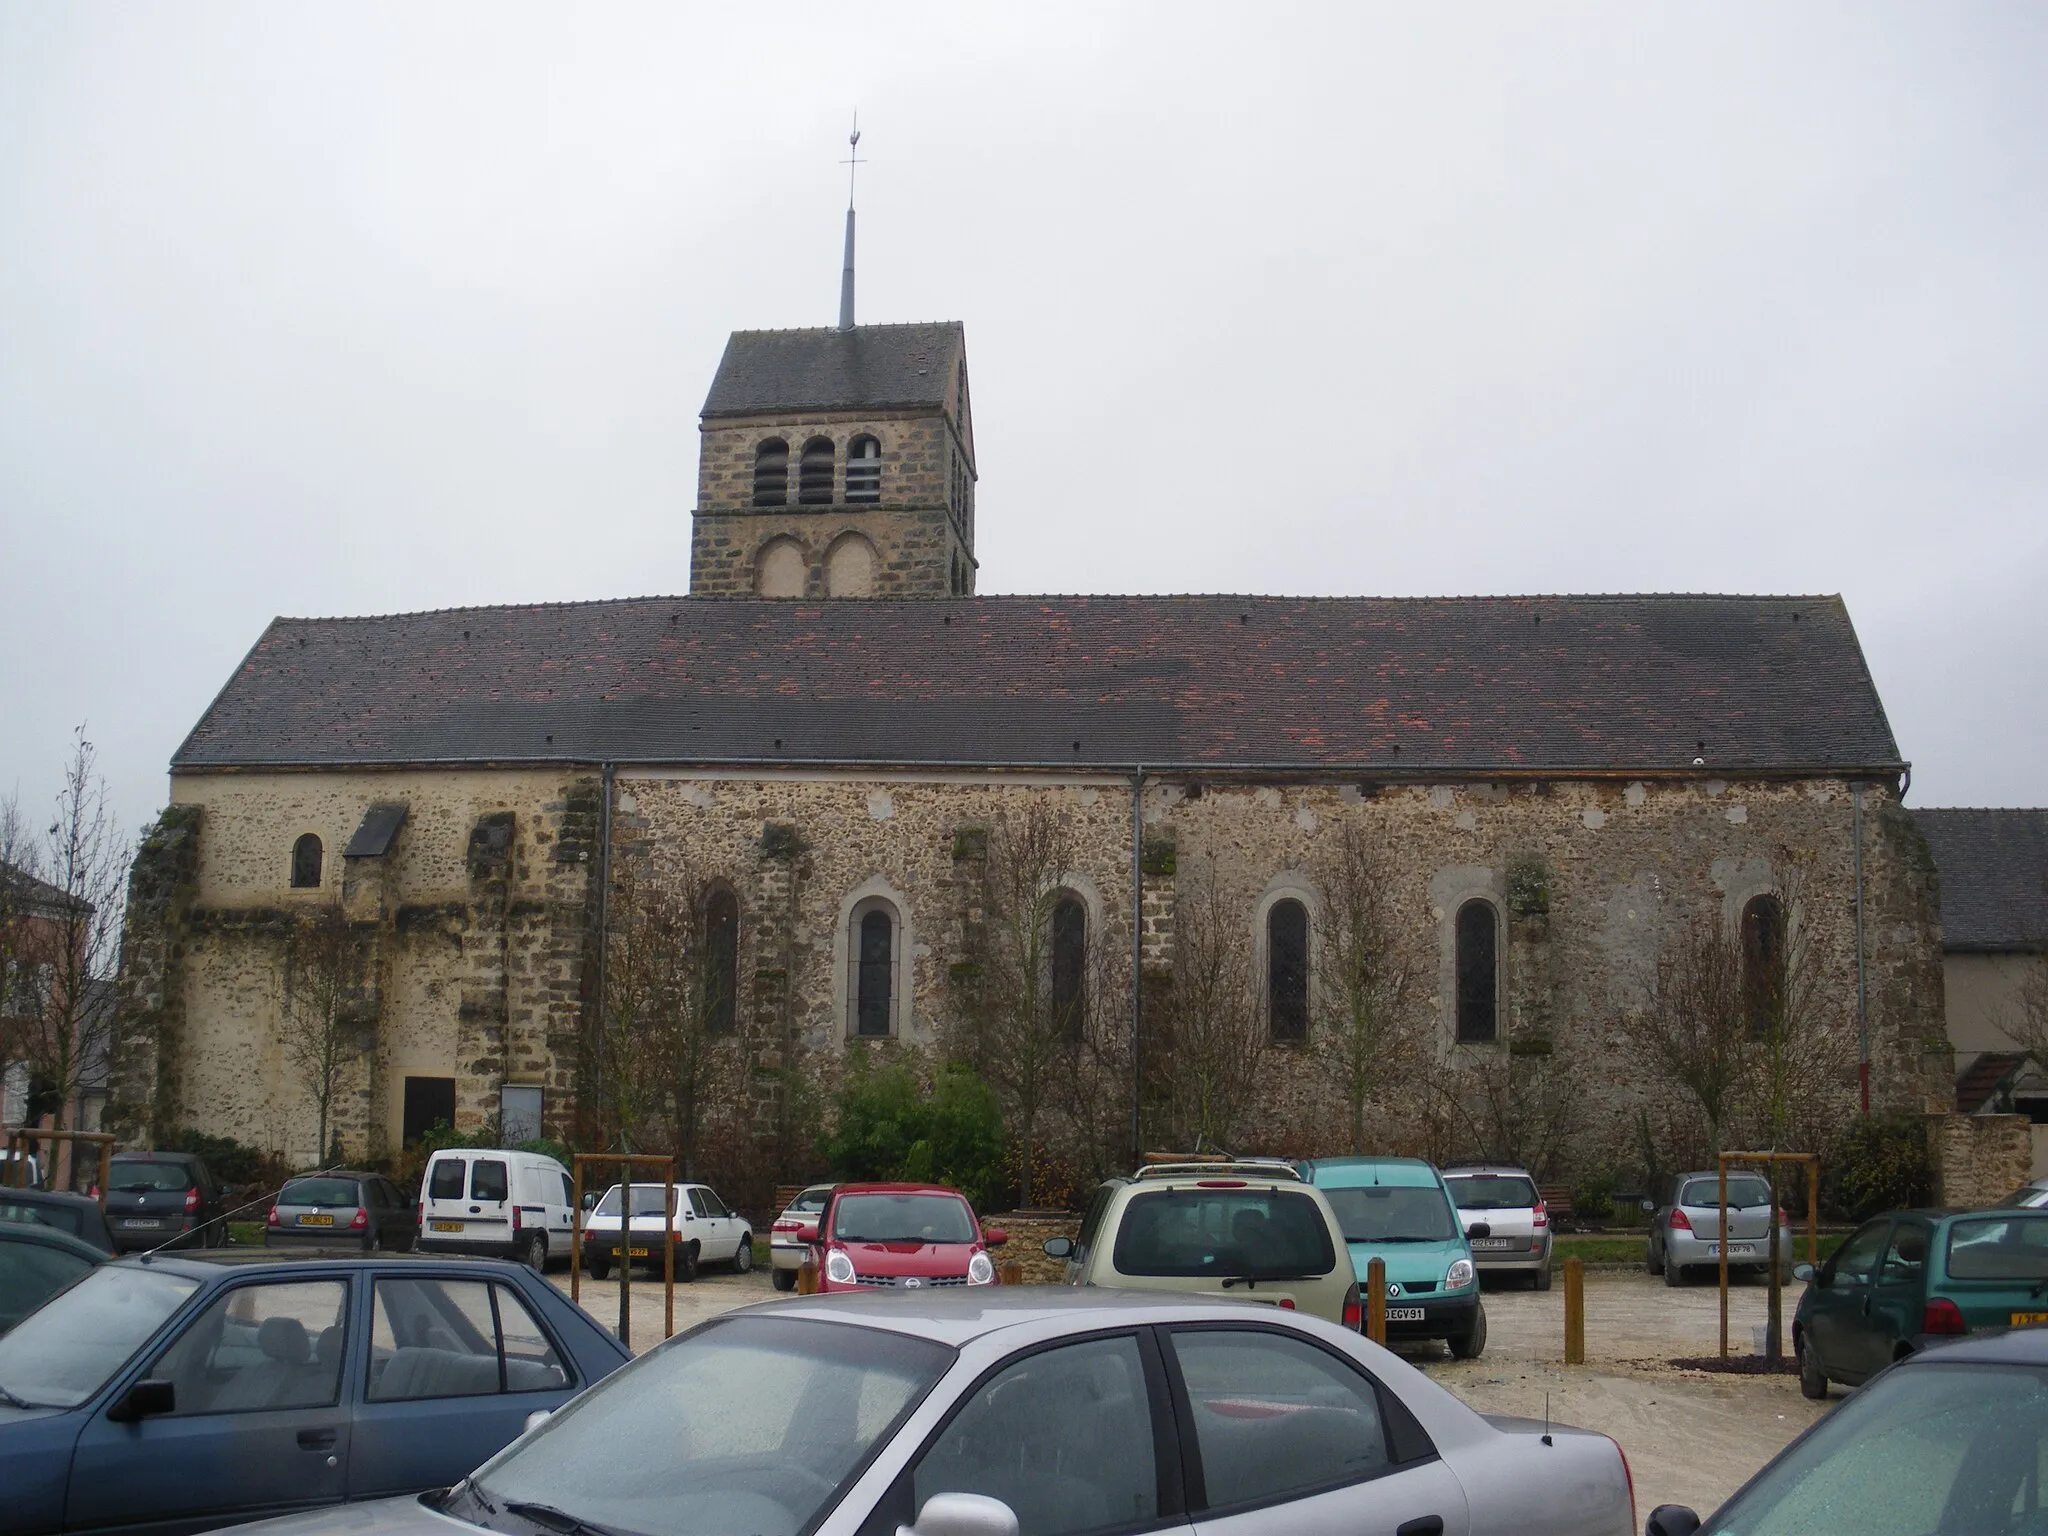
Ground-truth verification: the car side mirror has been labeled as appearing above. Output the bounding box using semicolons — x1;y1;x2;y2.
1640;1199;1657;1215
106;1379;176;1423
581;1193;599;1212
1645;1505;1701;1536
1042;1236;1074;1259
983;1228;1007;1248
901;1493;1019;1536
522;1409;553;1437
793;1220;820;1244
1793;1263;1816;1285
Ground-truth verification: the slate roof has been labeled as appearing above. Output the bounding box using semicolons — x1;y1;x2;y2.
172;593;1904;777
701;323;963;418
0;858;88;917
1915;809;2048;952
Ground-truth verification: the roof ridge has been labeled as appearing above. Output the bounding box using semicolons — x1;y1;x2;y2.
725;321;963;337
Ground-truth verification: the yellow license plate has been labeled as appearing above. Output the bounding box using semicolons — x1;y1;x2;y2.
2013;1312;2048;1326
300;1214;335;1226
629;1247;650;1258
431;1220;464;1232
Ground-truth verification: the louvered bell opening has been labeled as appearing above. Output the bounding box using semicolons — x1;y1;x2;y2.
752;442;789;507
845;437;881;503
799;438;836;505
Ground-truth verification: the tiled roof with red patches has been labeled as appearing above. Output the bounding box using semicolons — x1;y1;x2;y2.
172;593;1905;775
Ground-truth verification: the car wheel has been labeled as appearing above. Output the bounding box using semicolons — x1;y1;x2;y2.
1646;1238;1664;1276
1448;1301;1488;1360
587;1250;611;1281
679;1241;700;1283
771;1266;797;1292
1533;1261;1552;1292
522;1232;548;1271
1664;1258;1685;1287
1798;1333;1829;1400
732;1231;754;1274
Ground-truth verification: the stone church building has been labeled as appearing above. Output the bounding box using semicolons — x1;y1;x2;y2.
109;308;1952;1195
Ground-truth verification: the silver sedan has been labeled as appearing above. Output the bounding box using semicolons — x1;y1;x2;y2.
221;1290;1634;1536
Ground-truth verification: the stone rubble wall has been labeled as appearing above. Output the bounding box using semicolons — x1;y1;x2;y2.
1929;1111;2033;1207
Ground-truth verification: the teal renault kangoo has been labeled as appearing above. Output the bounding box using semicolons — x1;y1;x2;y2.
1299;1156;1485;1358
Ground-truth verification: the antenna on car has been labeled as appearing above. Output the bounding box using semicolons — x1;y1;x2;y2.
1541;1393;1553;1447
135;1160;354;1262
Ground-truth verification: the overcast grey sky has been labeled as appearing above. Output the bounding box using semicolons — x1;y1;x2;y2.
3;3;2045;846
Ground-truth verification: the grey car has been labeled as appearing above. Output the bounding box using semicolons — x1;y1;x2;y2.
266;1172;420;1253
1443;1166;1553;1289
211;1289;1635;1536
1645;1170;1795;1285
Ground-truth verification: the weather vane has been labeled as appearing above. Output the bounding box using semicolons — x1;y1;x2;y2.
841;112;865;209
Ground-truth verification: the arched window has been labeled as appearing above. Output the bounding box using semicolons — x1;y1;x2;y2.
799;437;835;504
1742;895;1787;1037
1267;898;1309;1044
824;533;877;597
1455;900;1499;1043
290;833;323;889
755;536;806;598
854;906;895;1037
702;886;739;1036
1051;895;1087;1040
752;439;788;507
846;435;881;503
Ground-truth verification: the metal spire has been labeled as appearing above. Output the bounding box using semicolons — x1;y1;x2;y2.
838;114;864;330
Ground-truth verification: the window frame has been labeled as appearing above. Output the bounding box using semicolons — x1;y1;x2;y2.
146;1275;351;1417
364;1275;574;1403
1453;899;1501;1045
846;434;882;503
1050;893;1089;1042
290;833;324;890
798;435;837;505
1741;893;1788;1038
1264;897;1311;1046
702;884;740;1036
845;894;906;1039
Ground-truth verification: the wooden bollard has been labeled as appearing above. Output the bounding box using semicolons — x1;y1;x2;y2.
797;1259;820;1295
1563;1256;1586;1365
1366;1256;1387;1345
997;1259;1024;1286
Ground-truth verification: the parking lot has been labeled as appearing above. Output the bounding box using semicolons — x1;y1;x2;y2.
555;1262;1829;1519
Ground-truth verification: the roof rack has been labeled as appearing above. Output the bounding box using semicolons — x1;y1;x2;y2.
1133;1156;1303;1183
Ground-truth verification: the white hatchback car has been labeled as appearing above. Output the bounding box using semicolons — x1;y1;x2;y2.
580;1181;753;1281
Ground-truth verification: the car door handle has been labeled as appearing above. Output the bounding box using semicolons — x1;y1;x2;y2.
297;1428;337;1451
1396;1519;1445;1536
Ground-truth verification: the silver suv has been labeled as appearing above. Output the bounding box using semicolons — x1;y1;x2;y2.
1043;1159;1360;1327
1443;1166;1553;1290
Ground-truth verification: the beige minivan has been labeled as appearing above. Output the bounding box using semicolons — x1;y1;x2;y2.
1043;1159;1361;1327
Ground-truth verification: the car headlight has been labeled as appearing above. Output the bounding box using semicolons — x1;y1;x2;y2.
968;1251;996;1286
825;1249;856;1285
1445;1259;1475;1290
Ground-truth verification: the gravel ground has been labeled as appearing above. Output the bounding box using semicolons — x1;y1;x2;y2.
552;1263;1830;1521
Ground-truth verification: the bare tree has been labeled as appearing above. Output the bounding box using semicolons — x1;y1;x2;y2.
1154;864;1266;1153
1436;1045;1579;1179
275;903;369;1163
1312;827;1425;1154
944;806;1086;1206
2;731;129;1162
1618;912;1749;1154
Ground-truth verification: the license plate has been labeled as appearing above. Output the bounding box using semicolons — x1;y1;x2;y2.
1470;1238;1515;1250
1704;1243;1756;1257
629;1247;650;1258
1386;1307;1426;1322
2014;1312;2048;1326
121;1218;161;1229
299;1214;334;1226
431;1220;465;1232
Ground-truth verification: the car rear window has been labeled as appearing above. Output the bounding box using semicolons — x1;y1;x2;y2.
1445;1174;1538;1210
107;1160;193;1193
1946;1217;2048;1280
426;1159;467;1200
791;1187;833;1213
1322;1184;1455;1243
1113;1188;1336;1279
471;1160;509;1202
1680;1175;1772;1209
280;1177;361;1207
0;1199;84;1238
594;1185;676;1217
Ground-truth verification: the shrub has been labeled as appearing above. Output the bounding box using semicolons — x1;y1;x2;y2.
1826;1112;1934;1222
823;1060;1007;1213
159;1130;286;1192
1571;1167;1619;1223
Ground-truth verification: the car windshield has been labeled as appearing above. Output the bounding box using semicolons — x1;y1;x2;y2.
460;1315;952;1536
1113;1188;1337;1279
1703;1362;2048;1535
0;1263;199;1408
1680;1176;1771;1209
107;1161;192;1192
1946;1216;2048;1281
1323;1185;1456;1243
279;1178;361;1207
593;1186;675;1218
1444;1175;1538;1211
0;1198;85;1238
832;1194;975;1244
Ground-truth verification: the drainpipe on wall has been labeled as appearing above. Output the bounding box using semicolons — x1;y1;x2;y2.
594;762;616;1147
1131;767;1144;1162
1854;781;1870;1114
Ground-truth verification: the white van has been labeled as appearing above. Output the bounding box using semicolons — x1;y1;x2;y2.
417;1147;574;1268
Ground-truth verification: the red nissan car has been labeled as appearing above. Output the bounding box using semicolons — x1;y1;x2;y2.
797;1182;1007;1292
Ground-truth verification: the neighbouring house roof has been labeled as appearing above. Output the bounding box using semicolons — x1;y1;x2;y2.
1956;1052;2028;1114
171;593;1905;777
701;323;964;419
0;859;87;919
1915;809;2048;952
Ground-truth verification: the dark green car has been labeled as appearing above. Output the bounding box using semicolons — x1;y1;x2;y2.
1793;1207;2048;1399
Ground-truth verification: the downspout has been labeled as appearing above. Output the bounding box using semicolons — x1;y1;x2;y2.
1854;782;1870;1114
1131;767;1144;1162
594;762;616;1147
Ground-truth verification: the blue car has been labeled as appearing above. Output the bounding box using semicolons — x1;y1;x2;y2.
0;1249;630;1535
